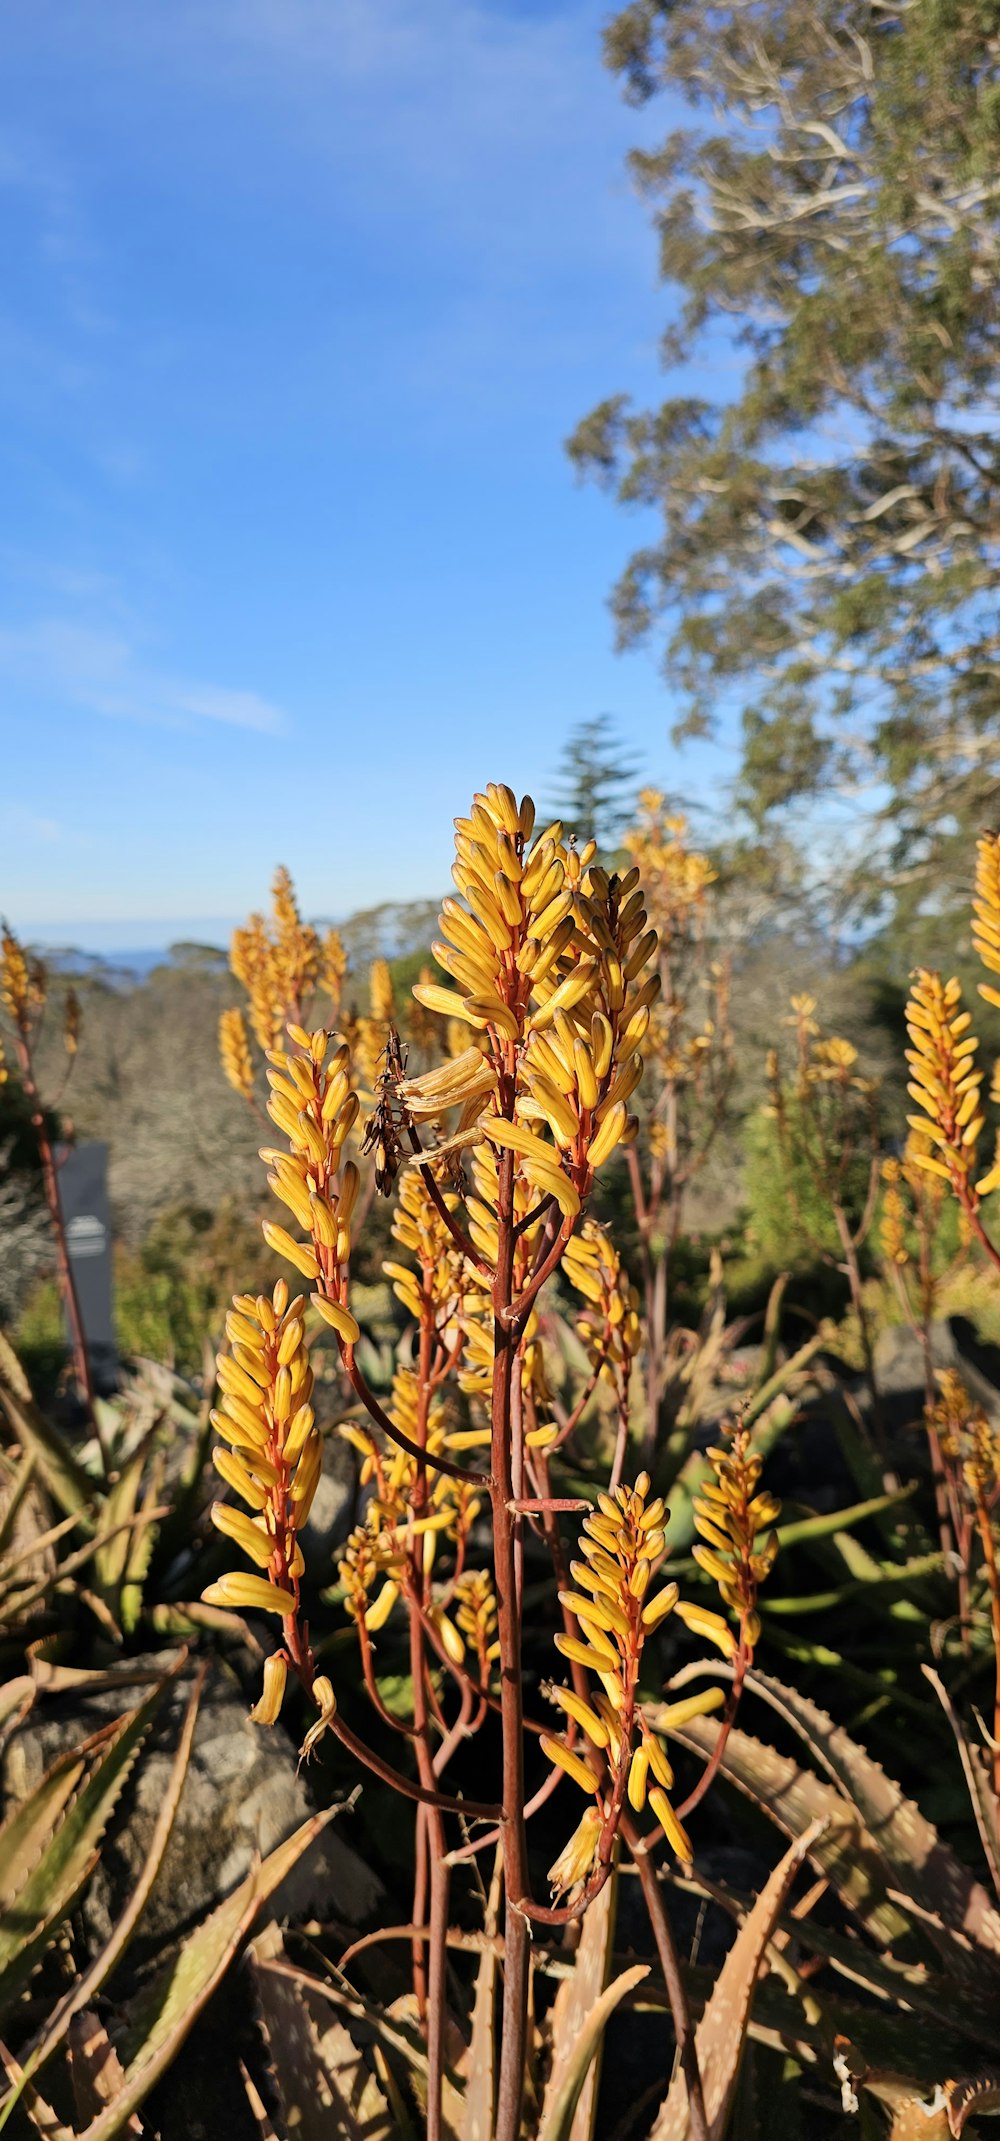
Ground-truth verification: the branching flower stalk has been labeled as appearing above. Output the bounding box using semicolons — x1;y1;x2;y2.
619;796;734;1453
904;836;1000;1807
203;785;786;2141
768;995;884;1436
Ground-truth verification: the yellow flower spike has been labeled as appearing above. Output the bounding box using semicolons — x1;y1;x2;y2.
250;1654;288;1726
648;1787;693;1862
219;1006;255;1101
540;1734;600;1794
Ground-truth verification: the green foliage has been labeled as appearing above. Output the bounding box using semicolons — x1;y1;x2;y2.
740;1104;871;1272
571;0;1000;931
545;714;640;850
115;1199;269;1374
12;1199;269;1386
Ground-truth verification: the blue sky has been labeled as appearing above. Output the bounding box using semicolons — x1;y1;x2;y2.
1;0;738;947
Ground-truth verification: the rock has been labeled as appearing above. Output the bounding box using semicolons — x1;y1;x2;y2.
1;1654;383;1962
873;1317;1000;1426
300;1426;359;1566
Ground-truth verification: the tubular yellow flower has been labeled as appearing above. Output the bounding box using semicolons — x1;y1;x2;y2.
540;1734;598;1794
250;1653;288;1725
547;1806;603;1901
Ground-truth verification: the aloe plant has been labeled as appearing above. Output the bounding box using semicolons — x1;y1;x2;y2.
0;1660;339;2141
661;1665;1000;2134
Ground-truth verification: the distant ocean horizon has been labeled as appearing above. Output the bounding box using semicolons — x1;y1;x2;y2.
30;943;224;982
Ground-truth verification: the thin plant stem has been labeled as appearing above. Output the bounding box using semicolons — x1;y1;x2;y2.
623;1815;710;2141
491;1142;532;2141
12;1025;97;1425
973;1490;1000;1797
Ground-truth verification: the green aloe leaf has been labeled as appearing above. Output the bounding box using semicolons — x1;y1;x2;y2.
461;1847;503;2141
665;1712;912;1949
0;1384;94;1525
738;1670;1000;1963
0;1668;206;2132
649;1825;823;2140
76;1806;341;2141
541;1857;618;2141
536;1965;647;2141
0;1677;171;2014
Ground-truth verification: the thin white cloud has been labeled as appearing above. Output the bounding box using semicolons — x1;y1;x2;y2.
0;616;286;735
0;801;61;843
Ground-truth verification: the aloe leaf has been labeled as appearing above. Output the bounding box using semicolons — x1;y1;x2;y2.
93;1424;164;1602
671;1704;1000;2037
536;1965;647;2141
0;1674;172;2010
0;1508;80;1597
462;1846;502;2141
0;1668;205;2131
651;1826;824;2140
241;2061;280;2139
772;1484;917;1549
742;1331;827;1428
0;2047;73;2140
762;1549;941;1615
0;1745;88;1911
75;1806;340;2141
0;1676;34;1743
540;1857;618;2141
946;2076;1000;2134
738;1669;1000;1962
249;1924;380;2141
666;1713;913;1949
67;2013;142;2134
0;1451;38;1560
0;1385;94;1525
120;1454;165;1635
923;1667;1000;1903
758;1271;790;1387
